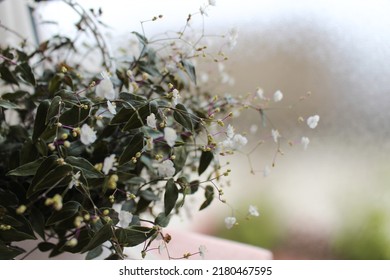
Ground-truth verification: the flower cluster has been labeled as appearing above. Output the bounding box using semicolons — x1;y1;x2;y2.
0;1;318;260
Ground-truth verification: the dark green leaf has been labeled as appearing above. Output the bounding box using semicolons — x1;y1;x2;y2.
59;105;89;126
199;185;214;210
0;66;19;85
32;100;49;142
65;156;103;179
198;151;214;176
0;227;36;242
1;90;29;101
82;224;113;253
0;189;18;207
48;74;63;94
164;178;179;216
46;96;62;124
110;107;135;125
46;201;81;225
173;146;187;174
27;164;72;198
155;212;171;227
16;62;36;86
20;139;39;165
139;189;159;201
115;226;156;247
85;245;103;260
118;132;144;165
29;207;46;240
7;158;45;176
35;138;48;157
173;103;193;131
55;89;81;104
181;60;197;84
0;99;19;109
0;244;25;260
122;102;158;131
38;242;56;252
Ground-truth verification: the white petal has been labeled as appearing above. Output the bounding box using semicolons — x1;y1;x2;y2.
226;124;235;139
301;136;310;150
164;127;177;147
146;113;157;129
107;101;117;115
224;216;237;229
158;160;176;177
96;71;116;100
271;129;280;143
80;124;97;145
248;205;260;217
208;0;216;6
307;115;320;129
273;90;283;102
102;154;116;175
119;211;133;228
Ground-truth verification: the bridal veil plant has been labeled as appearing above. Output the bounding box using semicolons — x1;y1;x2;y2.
0;0;319;259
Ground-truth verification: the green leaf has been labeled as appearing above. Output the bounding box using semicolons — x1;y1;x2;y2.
38;242;56;252
122;102;158;131
29;207;46;240
155;212;171;227
115;226;156;247
1;90;29;101
46;96;62;124
85;245;103;260
59;105;89;126
199;185;214;210
82;224;113;253
0;244;25;260
32;100;50;142
27;164;72;198
164;178;179;216
0;99;19;109
110;107;135;125
181;60;197;84
173;103;193;131
48;74;63;94
7;158;45;176
46;201;81;225
0;66;19;85
132;31;148;45
16;62;36;86
198;151;214;176
118;132;144;165
65;156;103;179
0;227;36;242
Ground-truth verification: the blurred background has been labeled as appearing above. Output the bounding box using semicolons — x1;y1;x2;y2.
2;0;390;259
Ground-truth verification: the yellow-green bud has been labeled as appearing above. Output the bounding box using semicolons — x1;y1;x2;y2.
102;209;110;216
64;141;71;148
73;216;83;228
61;133;68;140
66;238;78;247
16;205;27;215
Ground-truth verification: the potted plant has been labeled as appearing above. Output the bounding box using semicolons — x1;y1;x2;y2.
0;0;318;260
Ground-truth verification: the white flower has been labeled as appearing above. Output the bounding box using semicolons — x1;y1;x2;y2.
219;125;248;151
107;100;116;115
228;27;239;49
256;88;266;100
96;71;116;100
172;89;180;106
263;165;271;177
301;136;310;150
273;90;283;102
102;154;116;175
199;245;207;259
208;0;216;6
158;160;176;177
118;211;133;228
80;124;97;145
232;134;248;149
226;124;235;139
248;205;260;217
271;129;280;143
307;115;320;129
68;171;81;189
146;113;157;129
164;127;177;147
224;216;237;229
200;4;208;16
